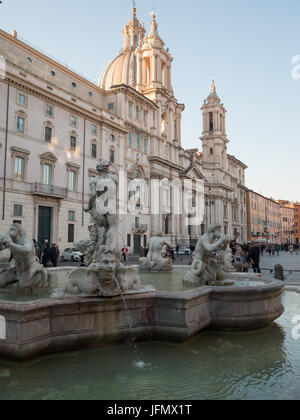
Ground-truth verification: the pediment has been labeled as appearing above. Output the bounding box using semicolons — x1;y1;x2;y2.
40;152;57;162
180;162;207;182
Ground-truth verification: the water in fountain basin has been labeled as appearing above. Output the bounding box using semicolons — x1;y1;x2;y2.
0;291;298;400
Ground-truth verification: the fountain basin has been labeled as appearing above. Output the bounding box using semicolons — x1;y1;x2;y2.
0;269;284;360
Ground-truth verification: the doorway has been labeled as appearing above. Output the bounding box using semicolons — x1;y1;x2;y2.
134;234;141;255
38;206;52;249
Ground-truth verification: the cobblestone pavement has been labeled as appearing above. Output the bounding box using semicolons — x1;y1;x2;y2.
259;251;300;283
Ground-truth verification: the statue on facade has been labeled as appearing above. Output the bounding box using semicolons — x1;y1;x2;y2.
184;225;230;286
52;162;142;298
139;232;173;272
0;224;47;289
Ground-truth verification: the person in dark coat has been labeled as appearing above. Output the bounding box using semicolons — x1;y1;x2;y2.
42;244;51;268
247;243;261;273
49;244;58;267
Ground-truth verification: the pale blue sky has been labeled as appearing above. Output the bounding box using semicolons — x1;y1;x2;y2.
1;0;300;200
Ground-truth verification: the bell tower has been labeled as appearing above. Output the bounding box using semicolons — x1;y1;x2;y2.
201;80;229;167
137;11;173;93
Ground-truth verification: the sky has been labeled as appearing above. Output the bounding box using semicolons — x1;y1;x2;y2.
1;0;300;201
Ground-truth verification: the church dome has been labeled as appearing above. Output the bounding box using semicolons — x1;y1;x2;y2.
98;49;137;90
98;7;144;91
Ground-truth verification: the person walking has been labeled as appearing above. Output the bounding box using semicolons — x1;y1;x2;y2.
242;250;249;273
49;244;58;267
247;243;261;274
275;244;280;256
121;247;128;263
55;245;60;264
41;243;51;268
289;244;294;255
176;244;180;258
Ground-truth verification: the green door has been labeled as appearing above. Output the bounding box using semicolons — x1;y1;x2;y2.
38;206;52;250
134;235;141;255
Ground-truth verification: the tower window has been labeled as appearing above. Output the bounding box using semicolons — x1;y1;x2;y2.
210;148;214;156
209;112;214;131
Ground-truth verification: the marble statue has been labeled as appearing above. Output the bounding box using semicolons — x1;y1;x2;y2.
184;225;231;286
84;160;119;252
0;224;47;289
52;162;142;298
139;232;173;272
217;243;236;272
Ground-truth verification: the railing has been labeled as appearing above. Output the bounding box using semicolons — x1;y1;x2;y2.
31;183;67;198
132;224;148;233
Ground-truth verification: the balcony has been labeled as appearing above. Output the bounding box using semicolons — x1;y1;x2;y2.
31;183;67;199
132;224;148;234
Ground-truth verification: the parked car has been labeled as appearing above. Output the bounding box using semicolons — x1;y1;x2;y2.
61;248;83;262
173;246;192;256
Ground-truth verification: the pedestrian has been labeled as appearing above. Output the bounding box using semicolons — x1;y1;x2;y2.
289;245;294;255
267;246;272;257
121;247;128;263
42;243;51;268
176;244;180;258
49;243;58;267
242;250;249;273
272;246;276;257
275;244;280;256
55;245;60;263
247;243;261;274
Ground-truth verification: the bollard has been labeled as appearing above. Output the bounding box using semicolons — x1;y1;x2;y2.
274;264;284;281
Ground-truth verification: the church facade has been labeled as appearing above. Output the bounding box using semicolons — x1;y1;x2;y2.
0;7;247;253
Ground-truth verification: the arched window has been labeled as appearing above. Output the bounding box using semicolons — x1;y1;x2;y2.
134;35;138;49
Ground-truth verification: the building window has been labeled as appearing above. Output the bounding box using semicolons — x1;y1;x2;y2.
143;137;147;153
45;126;52;143
68;224;75;243
68;211;75;222
143;111;148;124
109;134;115;142
13;204;23;217
43;164;52;185
128;133;132;147
17;116;25;133
69;170;76;191
18;93;26;106
71;82;77;88
45;105;53;116
135;106;140;119
70;116;77;127
91;125;97;135
209;112;214;131
70;136;77;151
134;132;140;150
110;149;115;163
108;103;114;111
128;102;133;116
14;157;25;181
127;234;131;247
91;143;97;158
210;148;214;156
